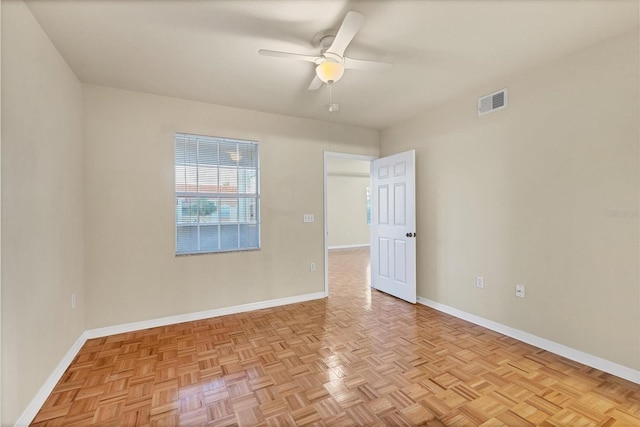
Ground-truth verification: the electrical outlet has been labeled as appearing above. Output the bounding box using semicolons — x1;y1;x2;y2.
476;276;484;289
303;214;315;223
515;284;525;298
309;262;316;272
71;293;77;309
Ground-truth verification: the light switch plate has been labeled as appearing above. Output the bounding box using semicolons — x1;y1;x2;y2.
303;214;315;223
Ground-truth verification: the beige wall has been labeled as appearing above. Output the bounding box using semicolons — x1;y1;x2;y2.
1;1;85;424
83;85;379;329
327;158;371;248
381;30;640;370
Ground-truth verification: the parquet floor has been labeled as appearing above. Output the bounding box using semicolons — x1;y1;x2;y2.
33;247;640;426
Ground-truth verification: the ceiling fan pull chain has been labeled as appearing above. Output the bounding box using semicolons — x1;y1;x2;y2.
327;82;339;113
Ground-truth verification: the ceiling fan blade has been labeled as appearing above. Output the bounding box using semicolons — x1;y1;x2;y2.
326;10;365;57
308;75;323;91
344;57;393;71
258;49;320;63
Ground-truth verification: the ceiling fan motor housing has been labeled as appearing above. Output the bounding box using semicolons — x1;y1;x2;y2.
312;30;336;51
323;51;343;64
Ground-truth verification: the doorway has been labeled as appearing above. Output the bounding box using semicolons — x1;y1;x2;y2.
323;152;375;296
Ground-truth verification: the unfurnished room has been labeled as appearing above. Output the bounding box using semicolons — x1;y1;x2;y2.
1;0;639;425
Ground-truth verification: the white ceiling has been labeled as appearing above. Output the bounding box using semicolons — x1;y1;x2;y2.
25;0;639;130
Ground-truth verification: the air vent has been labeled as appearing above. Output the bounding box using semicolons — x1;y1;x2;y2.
478;88;508;116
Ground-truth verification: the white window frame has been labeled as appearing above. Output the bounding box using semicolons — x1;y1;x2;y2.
175;133;260;255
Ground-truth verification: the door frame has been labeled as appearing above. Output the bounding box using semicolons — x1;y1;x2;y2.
323;151;377;297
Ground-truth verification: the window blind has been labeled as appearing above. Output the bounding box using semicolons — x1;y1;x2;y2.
175;133;260;255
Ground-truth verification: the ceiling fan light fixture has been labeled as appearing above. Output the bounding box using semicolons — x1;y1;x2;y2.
316;60;344;84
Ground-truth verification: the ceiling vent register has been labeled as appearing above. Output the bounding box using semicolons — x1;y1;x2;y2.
478;88;508;116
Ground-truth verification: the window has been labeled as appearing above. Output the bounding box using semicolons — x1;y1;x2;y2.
175;133;260;255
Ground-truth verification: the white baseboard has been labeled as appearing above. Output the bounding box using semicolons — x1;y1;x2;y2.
85;291;325;339
15;291;326;426
328;244;370;250
14;331;89;427
417;296;640;385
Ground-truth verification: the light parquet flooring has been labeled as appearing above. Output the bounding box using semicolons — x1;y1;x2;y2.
33;247;640;426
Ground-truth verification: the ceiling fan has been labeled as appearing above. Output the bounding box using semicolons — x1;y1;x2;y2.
259;10;393;90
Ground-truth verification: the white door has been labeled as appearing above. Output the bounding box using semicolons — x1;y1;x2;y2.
371;150;416;303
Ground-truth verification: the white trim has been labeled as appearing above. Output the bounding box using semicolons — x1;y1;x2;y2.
327;171;370;178
417;296;640;385
15;291;325;426
323;151;376;298
86;292;325;339
328;243;370;250
14;332;89;427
